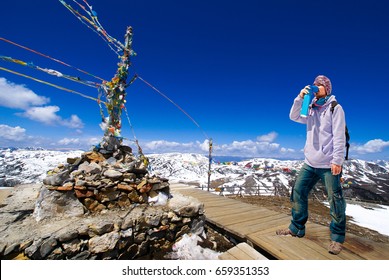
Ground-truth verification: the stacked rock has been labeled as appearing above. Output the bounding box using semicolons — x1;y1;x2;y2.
43;143;170;212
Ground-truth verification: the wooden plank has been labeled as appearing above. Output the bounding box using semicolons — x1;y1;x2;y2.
205;204;260;215
224;245;254;260
235;242;268;260
247;219;291;236
218;242;268;260
208;212;281;232
208;208;275;225
218;251;238;260
248;235;308;260
191;195;240;203
202;200;247;208
226;213;289;233
220;215;291;239
206;212;284;239
205;205;260;219
343;235;389;260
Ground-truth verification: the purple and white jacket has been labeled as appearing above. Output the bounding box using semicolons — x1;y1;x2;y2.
290;95;346;168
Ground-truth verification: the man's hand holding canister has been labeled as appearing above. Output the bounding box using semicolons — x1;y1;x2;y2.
299;85;311;98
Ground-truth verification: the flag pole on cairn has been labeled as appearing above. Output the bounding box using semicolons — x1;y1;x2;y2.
99;26;134;154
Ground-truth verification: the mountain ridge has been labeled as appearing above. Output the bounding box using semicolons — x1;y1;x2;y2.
1;148;388;205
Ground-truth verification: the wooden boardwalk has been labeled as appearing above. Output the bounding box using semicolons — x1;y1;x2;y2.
171;183;389;260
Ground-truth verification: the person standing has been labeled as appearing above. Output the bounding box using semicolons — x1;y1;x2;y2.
276;75;347;255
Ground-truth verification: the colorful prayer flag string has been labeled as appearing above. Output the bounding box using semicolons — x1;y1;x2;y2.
0;66;102;103
0;37;106;82
0;55;100;88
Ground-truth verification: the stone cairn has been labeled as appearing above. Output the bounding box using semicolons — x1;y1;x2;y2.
0;137;206;260
43;136;170;212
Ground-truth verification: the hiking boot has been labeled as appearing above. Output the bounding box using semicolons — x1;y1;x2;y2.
328;241;343;255
276;228;304;238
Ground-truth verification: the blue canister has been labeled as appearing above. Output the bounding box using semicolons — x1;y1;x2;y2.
300;85;319;117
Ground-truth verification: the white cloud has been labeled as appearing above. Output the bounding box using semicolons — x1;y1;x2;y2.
144;140;196;152
353;139;389;154
257;131;278;142
58;138;80;145
1;78;83;129
19;106;61;125
199;139;211;152
61;115;84;129
0;78;49;109
18;106;84;128
0;124;26;141
280;147;296;154
215;139;281;156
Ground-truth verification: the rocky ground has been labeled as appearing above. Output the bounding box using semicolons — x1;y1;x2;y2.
230;195;389;243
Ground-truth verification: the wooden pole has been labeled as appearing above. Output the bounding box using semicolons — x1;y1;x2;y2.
100;27;134;152
207;138;213;192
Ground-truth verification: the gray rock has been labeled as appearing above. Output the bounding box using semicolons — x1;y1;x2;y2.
105;157;117;165
88;221;114;236
168;193;204;217
70;250;91;260
62;239;83;256
103;169;122;179
47;247;64;260
121;206;145;230
25;239;43;259
0;243;6;255
43;170;70;186
40;237;57;258
57;229;79;242
121;228;133;238
145;215;161;227
190;217;206;235
4;243;19;255
33;187;85;221
78;162;102;174
176;225;190;238
89;231;120;254
134;233;146;244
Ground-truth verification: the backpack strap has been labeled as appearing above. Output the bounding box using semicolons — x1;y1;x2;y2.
345;126;350;160
330;101;338;113
330;101;350;160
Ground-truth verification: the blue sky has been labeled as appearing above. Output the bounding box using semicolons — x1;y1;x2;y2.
1;0;389;160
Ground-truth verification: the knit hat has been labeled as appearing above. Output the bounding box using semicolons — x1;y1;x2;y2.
313;75;332;95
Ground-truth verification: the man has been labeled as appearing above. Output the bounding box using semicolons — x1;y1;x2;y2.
276;75;347;255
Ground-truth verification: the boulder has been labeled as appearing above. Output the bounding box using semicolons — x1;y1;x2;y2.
33;187;85;221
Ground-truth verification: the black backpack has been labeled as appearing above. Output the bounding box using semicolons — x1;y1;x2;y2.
330;101;350;160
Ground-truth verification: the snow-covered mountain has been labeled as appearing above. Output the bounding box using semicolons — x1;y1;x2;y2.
0;148;84;187
1;148;388;204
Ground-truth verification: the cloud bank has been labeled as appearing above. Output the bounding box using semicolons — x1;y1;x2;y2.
0;78;83;129
352;139;389;154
